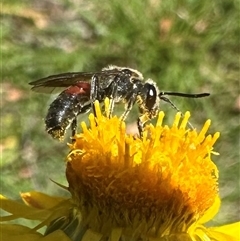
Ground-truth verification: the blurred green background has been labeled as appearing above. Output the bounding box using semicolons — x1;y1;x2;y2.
1;0;239;226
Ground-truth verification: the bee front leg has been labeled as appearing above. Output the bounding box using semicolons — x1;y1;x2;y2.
137;113;150;138
121;92;137;122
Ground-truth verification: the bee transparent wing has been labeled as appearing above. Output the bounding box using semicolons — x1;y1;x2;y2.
30;86;68;94
29;70;119;93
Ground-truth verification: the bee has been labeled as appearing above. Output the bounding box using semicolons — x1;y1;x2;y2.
29;65;209;140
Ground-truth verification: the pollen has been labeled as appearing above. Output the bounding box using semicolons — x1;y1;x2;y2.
66;99;219;237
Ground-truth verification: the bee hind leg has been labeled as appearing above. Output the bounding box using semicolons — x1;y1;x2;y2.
71;118;77;143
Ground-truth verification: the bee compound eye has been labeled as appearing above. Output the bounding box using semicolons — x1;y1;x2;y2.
145;83;157;110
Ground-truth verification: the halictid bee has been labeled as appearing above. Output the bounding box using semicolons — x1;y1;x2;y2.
29;65;210;140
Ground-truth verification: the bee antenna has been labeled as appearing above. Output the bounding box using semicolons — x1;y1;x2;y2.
159;91;210;98
159;96;194;130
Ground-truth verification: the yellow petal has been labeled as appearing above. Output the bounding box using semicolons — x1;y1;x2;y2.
0;194;50;221
20;191;67;209
1;224;42;241
198;196;221;224
192;222;240;241
40;230;72;241
81;229;103;241
1;224;72;241
110;228;123;241
207;222;240;241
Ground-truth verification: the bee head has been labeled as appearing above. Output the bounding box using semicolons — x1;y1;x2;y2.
138;80;160;118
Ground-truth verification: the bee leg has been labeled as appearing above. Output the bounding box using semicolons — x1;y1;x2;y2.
107;75;129;118
98;78;119;118
71;118;77;143
137;114;150;138
120;92;137;121
137;118;144;138
90;75;100;117
107;82;118;118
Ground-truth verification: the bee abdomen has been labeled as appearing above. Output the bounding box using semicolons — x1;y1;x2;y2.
45;92;88;140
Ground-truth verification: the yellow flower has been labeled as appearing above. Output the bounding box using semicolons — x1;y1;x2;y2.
1;99;239;241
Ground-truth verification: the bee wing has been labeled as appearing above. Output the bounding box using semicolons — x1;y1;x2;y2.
29;70;119;93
